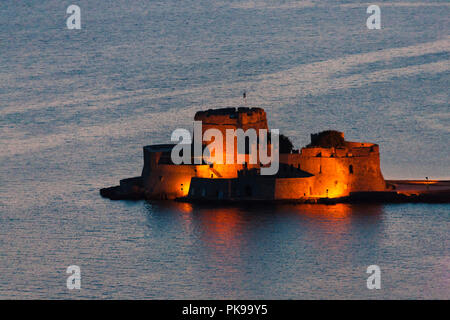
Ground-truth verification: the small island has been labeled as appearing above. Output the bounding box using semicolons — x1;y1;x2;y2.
100;107;450;203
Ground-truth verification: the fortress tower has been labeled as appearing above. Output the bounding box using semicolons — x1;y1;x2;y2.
138;108;270;200
194;107;269;166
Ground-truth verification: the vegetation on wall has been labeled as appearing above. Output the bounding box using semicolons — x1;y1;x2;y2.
308;130;345;148
268;132;294;154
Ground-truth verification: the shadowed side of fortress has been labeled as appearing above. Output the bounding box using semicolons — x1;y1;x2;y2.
101;107;436;203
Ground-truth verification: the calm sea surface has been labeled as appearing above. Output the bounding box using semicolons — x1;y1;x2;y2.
0;0;449;299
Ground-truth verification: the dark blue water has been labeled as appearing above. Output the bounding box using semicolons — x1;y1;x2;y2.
0;0;449;299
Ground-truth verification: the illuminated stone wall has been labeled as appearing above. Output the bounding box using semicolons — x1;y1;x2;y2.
279;143;386;198
194;107;268;164
141;146;258;199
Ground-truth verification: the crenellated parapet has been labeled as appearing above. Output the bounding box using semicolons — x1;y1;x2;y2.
194;107;268;134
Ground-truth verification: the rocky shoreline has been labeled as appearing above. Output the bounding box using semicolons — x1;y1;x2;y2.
100;180;450;204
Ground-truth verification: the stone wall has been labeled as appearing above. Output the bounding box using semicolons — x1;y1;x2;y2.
142;142;386;200
188;176;277;200
279;143;386;198
274;177;315;199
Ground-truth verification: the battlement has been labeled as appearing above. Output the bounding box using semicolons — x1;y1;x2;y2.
194;107;265;118
194;107;268;131
304;130;379;157
300;145;379;158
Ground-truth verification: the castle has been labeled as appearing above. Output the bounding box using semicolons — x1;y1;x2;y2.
102;107;390;202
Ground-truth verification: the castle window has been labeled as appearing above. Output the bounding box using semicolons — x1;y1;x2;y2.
349;165;354;174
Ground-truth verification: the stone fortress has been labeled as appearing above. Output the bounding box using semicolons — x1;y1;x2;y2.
101;107;448;203
101;107;450;203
